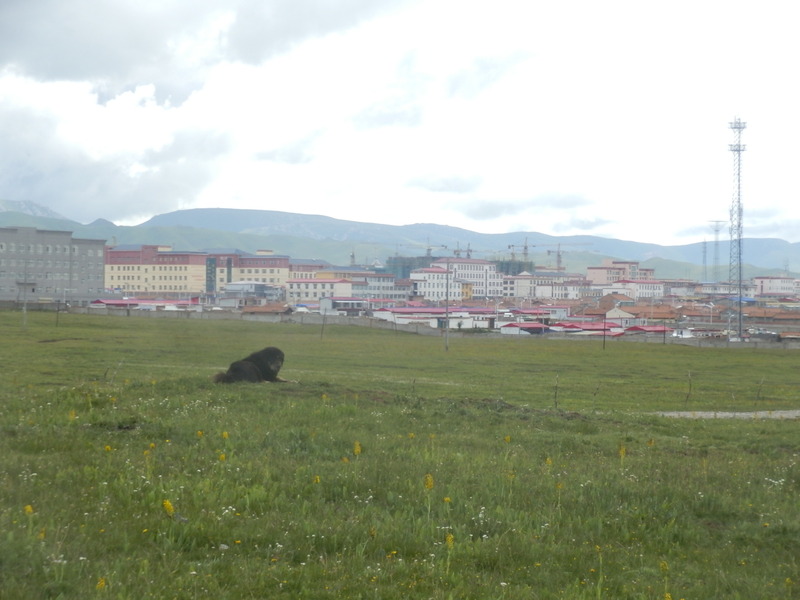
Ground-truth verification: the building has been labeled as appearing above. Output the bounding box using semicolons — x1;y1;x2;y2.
0;226;106;304
350;272;411;301
289;258;332;279
430;257;503;299
105;245;208;296
586;260;655;285
286;278;352;303
603;279;665;301
207;249;290;291
410;266;465;303
105;246;290;296
753;276;796;299
219;281;285;307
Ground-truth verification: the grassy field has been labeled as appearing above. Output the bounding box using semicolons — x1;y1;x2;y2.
1;310;799;599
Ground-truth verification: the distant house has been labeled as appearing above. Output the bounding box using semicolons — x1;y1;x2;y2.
500;322;550;335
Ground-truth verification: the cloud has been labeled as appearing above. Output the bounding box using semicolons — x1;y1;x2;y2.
0;0;226;103
442;194;594;226
0;100;228;223
552;217;612;234
255;135;318;164
223;0;411;64
0;0;411;105
353;101;423;129
408;175;482;194
447;53;529;99
454;199;531;221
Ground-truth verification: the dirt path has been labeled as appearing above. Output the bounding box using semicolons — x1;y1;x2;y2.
655;410;800;420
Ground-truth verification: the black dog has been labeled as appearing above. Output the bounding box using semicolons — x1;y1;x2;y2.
213;347;288;383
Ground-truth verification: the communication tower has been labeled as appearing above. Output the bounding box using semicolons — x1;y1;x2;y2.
728;118;746;338
709;220;726;282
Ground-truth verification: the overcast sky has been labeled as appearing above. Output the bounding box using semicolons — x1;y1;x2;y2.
1;0;798;246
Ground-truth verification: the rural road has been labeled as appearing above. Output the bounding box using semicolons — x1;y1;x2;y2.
655;410;800;419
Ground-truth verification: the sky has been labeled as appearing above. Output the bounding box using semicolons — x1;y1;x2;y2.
1;0;799;247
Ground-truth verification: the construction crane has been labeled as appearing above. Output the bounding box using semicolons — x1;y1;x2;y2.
507;237;531;261
544;243;593;271
394;242;447;257
452;242;472;258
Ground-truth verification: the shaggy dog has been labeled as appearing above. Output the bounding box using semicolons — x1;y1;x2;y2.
213;347;289;383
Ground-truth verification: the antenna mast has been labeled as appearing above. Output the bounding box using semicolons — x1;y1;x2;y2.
709;220;725;283
728;117;746;339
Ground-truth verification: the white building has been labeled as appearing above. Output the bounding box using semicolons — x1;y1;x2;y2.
410;267;464;302
286;278;352;302
350;273;411;301
753;276;796;298
430;257;503;299
503;272;590;301
603;279;665;301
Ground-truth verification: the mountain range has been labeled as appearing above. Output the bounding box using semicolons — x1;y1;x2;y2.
1;200;798;280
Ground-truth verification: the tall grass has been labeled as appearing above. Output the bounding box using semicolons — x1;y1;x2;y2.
1;310;799;598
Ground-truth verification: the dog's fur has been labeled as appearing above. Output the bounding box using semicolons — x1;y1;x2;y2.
213;347;288;383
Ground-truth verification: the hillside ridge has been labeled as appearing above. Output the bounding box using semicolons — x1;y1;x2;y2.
1;204;798;278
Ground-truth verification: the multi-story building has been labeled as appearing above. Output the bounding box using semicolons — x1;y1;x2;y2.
207;249;290;292
586;260;654;285
430;257;503;298
410;266;464;303
502;271;589;301
105;246;290;296
350;272;410;301
603;279;665;301
0;226;106;303
286;278;352;303
753;276;795;299
289;258;332;279
105;244;208;296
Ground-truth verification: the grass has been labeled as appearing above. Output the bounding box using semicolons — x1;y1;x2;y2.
1;310;799;599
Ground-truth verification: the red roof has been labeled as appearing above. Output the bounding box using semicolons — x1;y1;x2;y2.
553;321;621;330
501;322;550;330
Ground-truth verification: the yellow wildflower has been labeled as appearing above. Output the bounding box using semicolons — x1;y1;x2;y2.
312;475;321;484
353;440;362;456
162;499;175;517
221;431;229;440
424;473;434;490
445;533;454;550
96;577;107;590
23;504;34;516
503;435;511;443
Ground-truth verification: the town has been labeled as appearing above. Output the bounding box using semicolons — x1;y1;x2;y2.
2;225;800;341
